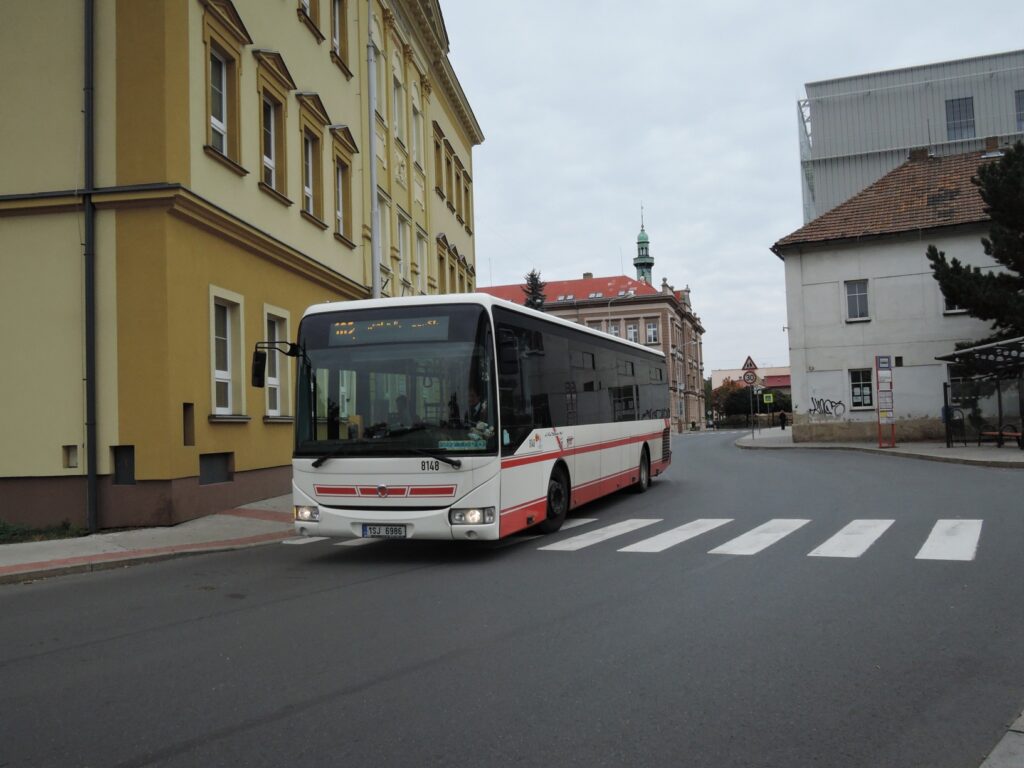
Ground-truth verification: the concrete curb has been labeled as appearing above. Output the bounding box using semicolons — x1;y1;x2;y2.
0;530;292;586
734;438;1024;469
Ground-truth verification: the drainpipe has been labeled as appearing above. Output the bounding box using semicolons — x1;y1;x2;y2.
84;0;99;532
367;0;381;299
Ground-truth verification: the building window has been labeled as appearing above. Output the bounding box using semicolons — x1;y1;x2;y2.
462;173;472;230
608;321;619;337
202;0;250;168
264;310;290;417
211;288;245;417
210;49;228;154
397;214;411;284
297;0;324;43
329;124;357;244
392;71;406;144
329;0;350;75
411;84;423;167
646;321;660;344
850;369;873;408
416;231;428;293
261;97;278;187
626;322;638;343
943;294;965;313
1016;90;1024;133
845;279;869;320
945;97;975;141
297;94;331;226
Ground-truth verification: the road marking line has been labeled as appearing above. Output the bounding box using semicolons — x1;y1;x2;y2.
808;519;894;558
561;518;598;531
335;538;379;547
538;519;662;551
282;536;329;545
916;519;982;561
709;519;810;556
619;519;733;553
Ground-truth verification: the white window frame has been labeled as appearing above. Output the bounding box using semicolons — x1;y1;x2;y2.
416;231;427;293
607;321;619;337
397;214;410;282
849;368;874;409
945;96;975;141
214;302;232;414
331;0;341;52
626;322;638;343
411;96;423;167
210;287;245;417
264;307;291;418
845;279;869;321
210;49;228;153
303;132;314;214
393;75;406;144
335;159;346;234
646;321;659;344
262;96;276;188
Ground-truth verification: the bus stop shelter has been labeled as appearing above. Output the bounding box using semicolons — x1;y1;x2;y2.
936;336;1024;449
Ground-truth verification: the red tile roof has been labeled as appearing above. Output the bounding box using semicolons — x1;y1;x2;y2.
478;275;661;305
773;151;995;254
762;374;791;388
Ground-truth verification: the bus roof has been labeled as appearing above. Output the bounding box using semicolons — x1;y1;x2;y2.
302;293;666;359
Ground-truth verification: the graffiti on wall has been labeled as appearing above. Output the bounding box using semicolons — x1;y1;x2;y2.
808;397;846;418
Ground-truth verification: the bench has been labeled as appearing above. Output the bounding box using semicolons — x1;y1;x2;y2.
977;422;1024;449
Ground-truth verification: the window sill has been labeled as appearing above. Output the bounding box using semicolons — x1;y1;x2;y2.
465;225;473;236
297;8;325;43
204;145;248;177
849;406;875;412
845;317;871;324
208;414;251;424
395;137;407;154
334;231;357;249
263;415;294;424
943;309;968;316
301;209;329;230
446;201;456;213
259;181;293;207
456;214;465;225
435;186;445;199
330;49;353;80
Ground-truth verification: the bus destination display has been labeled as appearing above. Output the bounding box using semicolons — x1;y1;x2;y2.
329;317;449;345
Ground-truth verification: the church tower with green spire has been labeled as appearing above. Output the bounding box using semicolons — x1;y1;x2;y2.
633;210;653;284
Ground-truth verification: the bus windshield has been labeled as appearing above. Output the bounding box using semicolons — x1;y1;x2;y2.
294;304;498;459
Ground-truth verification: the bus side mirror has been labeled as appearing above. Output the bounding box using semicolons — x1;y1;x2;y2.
251;350;267;388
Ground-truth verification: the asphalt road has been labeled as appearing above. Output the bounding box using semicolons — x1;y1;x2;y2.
2;432;1023;767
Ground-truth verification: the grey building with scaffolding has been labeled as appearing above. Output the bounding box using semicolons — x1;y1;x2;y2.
798;50;1024;224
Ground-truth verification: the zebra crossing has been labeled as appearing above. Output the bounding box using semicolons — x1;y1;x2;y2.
282;516;989;562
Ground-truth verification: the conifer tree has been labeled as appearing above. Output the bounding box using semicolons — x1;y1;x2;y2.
522;269;547;310
927;141;1024;344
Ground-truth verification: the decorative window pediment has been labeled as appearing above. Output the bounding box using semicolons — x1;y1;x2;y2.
200;0;253;46
296;92;332;126
252;49;296;92
329;124;360;155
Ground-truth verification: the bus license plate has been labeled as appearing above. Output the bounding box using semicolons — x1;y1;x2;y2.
362;524;406;539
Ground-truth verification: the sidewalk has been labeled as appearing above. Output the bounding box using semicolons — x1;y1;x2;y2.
735;427;1024;468
0;495;295;585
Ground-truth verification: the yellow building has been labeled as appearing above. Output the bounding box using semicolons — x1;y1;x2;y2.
0;0;483;529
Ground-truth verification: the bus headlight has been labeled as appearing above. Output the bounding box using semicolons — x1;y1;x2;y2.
449;507;496;525
294;505;320;522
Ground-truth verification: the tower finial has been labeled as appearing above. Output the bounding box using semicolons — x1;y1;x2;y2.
640;202;645;229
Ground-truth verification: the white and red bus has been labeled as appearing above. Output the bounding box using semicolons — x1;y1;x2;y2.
253;294;671;541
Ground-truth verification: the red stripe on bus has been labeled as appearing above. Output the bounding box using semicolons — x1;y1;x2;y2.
499;498;547;537
500;431;663;469
408;486;457;497
314;485;358;496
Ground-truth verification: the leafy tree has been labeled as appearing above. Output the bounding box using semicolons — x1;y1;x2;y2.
522;269;547;310
927;140;1024;345
711;379;747;417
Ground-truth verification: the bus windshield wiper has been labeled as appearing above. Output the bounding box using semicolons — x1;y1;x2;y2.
311;443;356;468
410;448;462;469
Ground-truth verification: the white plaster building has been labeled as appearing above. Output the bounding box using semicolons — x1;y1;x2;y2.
773;150;1000;442
799;50;1024;223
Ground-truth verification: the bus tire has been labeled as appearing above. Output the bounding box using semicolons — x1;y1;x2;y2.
537;466;569;534
634;447;651;493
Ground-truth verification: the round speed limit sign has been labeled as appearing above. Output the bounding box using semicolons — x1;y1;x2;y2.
742;371;757;384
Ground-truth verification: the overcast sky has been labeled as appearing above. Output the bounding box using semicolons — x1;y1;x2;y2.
439;0;1024;372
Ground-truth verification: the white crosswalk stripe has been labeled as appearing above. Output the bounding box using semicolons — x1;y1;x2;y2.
282;536;329;545
808;519;895;558
915;519;983;561
708;519;810;556
561;518;598;531
538;519;662;552
619;519;733;553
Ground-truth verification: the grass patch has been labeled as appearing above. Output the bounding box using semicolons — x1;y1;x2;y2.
0;519;89;544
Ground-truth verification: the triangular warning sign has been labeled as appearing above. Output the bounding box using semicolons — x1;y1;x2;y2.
741;356;757;371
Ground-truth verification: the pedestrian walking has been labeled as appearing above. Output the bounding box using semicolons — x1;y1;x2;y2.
779;411;787;431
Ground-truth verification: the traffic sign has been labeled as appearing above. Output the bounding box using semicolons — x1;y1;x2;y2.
742;371;757;385
763;393;775;404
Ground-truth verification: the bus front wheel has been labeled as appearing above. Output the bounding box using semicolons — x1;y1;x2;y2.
635;448;651;493
537;467;569;534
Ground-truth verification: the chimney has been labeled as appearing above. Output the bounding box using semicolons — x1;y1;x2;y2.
583;272;593;279
908;147;929;161
984;136;999;152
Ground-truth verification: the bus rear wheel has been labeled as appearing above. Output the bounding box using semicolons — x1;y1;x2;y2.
634;447;651;493
537;467;569;533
